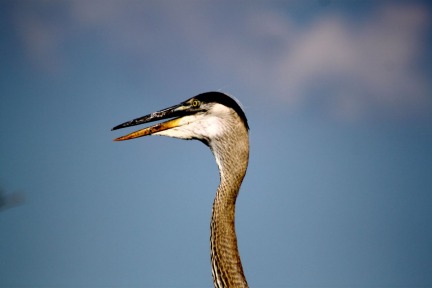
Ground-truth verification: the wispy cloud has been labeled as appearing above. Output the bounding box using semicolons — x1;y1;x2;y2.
12;1;431;121
186;3;431;121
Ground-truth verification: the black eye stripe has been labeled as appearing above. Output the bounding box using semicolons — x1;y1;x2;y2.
192;92;249;130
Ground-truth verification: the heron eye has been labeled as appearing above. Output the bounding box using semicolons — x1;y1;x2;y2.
192;100;200;107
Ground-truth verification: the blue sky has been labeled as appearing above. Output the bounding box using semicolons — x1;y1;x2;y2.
1;1;432;287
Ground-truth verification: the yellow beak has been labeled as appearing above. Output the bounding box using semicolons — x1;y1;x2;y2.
114;118;182;141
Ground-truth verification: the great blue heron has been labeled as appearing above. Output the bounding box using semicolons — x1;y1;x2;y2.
112;91;249;288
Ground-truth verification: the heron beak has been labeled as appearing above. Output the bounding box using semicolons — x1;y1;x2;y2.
111;103;187;141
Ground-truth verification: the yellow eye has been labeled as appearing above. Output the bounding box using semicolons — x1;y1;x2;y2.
192;99;200;107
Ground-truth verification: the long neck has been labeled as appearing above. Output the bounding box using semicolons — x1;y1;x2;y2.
209;125;249;288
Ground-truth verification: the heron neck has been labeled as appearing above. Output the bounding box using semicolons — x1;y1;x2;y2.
210;128;249;288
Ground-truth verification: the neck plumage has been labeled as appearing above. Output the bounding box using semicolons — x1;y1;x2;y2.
209;124;249;288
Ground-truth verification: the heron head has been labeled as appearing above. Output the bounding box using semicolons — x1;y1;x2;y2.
112;92;249;145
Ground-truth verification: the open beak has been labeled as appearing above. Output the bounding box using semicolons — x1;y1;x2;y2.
111;103;187;141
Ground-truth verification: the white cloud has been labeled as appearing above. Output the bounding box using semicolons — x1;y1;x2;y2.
13;1;431;121
194;4;431;121
13;6;65;73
